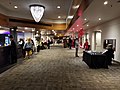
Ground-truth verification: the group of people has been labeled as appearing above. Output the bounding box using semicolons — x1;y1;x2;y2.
64;36;115;65
63;37;90;57
18;38;34;59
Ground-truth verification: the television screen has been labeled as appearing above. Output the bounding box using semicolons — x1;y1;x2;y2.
5;36;10;46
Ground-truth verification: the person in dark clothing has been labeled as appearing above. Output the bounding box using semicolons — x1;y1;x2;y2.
47;39;50;49
103;44;114;65
18;38;24;48
75;38;79;57
68;37;72;49
63;38;67;48
18;38;25;58
9;35;17;64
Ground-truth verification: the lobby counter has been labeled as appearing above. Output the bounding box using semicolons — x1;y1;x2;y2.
0;46;22;68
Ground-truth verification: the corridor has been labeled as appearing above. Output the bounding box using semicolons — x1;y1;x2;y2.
0;45;120;90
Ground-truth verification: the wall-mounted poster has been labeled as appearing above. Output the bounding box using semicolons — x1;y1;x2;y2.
103;39;116;51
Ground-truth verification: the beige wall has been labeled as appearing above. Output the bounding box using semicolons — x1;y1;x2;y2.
86;17;120;61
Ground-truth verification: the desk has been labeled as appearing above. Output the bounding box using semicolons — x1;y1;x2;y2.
83;51;108;69
0;46;22;68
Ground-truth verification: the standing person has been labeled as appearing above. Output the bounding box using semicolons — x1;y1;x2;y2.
69;36;72;49
31;39;35;54
47;39;50;49
23;38;33;59
18;38;25;58
36;40;40;52
9;35;17;64
84;39;89;50
75;38;79;57
18;38;24;49
63;37;67;48
103;44;114;65
73;37;76;48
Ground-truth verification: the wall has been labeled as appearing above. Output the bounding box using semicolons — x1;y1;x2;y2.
86;17;120;61
24;32;34;41
17;32;24;41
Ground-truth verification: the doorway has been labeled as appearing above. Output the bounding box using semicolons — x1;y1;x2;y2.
95;31;101;51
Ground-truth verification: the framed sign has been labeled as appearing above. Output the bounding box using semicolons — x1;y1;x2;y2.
103;39;116;50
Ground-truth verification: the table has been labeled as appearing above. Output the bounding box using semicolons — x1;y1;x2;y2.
83;51;108;69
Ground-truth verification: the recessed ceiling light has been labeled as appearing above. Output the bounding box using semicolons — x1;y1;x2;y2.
73;28;75;30
22;31;24;33
99;18;101;20
84;18;87;20
58;16;61;18
32;29;35;31
104;1;108;5
77;25;79;27
67;16;73;19
73;5;79;9
14;5;18;9
80;28;83;29
57;6;60;8
11;29;14;31
25;27;28;29
87;24;89;27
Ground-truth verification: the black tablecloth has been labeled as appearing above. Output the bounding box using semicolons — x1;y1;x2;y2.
83;51;108;69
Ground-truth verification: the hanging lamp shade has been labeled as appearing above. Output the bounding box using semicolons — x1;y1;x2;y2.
29;4;45;22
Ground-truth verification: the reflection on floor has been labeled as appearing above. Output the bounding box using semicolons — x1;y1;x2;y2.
0;45;120;90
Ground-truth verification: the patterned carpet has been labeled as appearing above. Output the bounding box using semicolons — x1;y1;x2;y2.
0;45;120;90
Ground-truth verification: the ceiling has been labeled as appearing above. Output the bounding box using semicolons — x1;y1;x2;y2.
66;0;120;35
0;0;80;24
0;0;83;36
82;0;120;30
1;0;119;37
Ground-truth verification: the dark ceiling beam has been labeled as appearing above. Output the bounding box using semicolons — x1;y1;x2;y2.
0;13;9;26
0;13;67;30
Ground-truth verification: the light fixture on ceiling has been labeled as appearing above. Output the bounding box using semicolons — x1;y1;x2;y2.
87;24;89;27
11;29;14;31
77;25;79;27
84;18;87;21
99;18;101;21
57;6;60;8
104;1;108;5
29;4;45;22
22;31;25;33
73;5;79;9
58;16;61;18
32;29;35;32
25;27;28;29
67;16;73;19
14;5;18;9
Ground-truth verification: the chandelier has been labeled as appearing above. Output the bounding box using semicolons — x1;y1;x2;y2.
29;4;45;22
